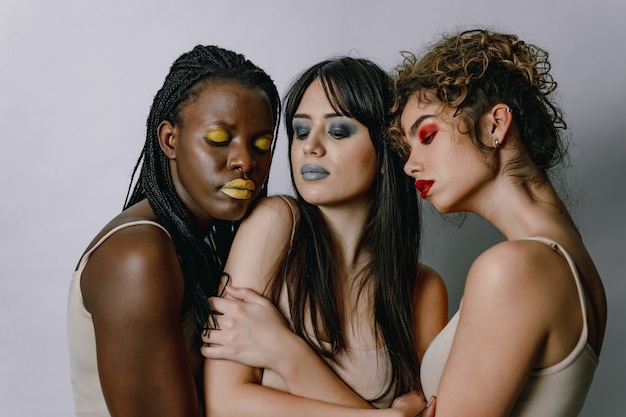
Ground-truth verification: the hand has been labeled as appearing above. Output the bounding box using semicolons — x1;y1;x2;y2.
419;396;436;417
391;391;427;417
200;286;294;371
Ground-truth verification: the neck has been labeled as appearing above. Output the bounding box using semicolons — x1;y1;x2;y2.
319;198;371;269
474;178;573;240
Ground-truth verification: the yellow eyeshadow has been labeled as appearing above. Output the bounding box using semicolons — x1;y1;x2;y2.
205;129;230;143
254;137;271;151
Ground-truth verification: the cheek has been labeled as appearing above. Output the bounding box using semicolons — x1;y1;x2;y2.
255;154;273;178
354;145;378;172
289;142;302;163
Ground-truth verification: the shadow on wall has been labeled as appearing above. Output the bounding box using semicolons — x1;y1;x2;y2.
420;203;504;317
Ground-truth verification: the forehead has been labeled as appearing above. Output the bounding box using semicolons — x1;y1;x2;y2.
295;79;336;113
400;95;439;132
181;80;273;126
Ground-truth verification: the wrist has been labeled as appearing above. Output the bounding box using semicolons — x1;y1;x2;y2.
273;332;314;379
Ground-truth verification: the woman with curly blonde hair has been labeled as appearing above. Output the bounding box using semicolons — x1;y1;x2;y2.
392;29;607;417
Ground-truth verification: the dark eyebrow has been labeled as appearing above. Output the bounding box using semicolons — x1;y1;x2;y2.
407;114;435;137
293;112;344;120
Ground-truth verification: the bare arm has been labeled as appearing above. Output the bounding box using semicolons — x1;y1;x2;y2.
413;264;449;362
397;263;448;416
430;241;567;417
82;224;200;417
203;285;369;406
203;197;421;416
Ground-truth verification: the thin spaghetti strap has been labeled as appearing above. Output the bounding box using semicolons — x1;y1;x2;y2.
276;195;298;246
524;237;589;334
76;220;170;271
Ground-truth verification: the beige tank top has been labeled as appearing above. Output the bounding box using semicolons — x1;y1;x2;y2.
420;237;599;417
67;221;200;416
259;196;395;408
260;282;394;408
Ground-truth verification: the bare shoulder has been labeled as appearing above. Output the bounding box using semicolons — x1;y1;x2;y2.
79;213;200;416
415;263;447;301
233;195;298;251
244;195;299;226
468;240;566;288
81;220;183;317
223;195;298;291
463;239;573;318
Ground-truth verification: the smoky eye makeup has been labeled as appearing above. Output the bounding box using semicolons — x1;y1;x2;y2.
418;122;438;145
292;120;311;140
327;119;357;139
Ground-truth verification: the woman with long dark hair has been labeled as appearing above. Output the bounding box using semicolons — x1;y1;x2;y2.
202;57;447;417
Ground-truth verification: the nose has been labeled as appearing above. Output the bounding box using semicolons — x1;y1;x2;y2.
228;142;256;176
403;149;423;179
301;127;325;156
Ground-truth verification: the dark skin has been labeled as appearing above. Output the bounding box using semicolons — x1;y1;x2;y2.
81;201;199;416
78;80;275;416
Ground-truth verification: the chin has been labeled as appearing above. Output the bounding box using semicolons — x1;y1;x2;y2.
217;200;255;222
429;198;456;214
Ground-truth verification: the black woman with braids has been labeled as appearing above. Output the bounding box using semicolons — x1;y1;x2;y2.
392;29;607;417
67;45;280;417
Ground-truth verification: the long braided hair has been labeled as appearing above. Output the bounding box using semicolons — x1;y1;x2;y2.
124;45;281;341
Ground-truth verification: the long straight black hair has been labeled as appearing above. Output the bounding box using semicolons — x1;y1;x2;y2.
268;57;422;402
124;45;281;341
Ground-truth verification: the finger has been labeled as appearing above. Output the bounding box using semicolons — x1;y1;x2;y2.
208;295;227;312
423;396;436;417
201;328;213;344
200;343;229;359
224;286;270;305
209;295;242;314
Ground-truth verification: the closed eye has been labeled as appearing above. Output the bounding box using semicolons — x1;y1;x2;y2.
253;136;272;154
422;132;435;145
293;120;311;140
327;120;357;140
418;123;438;145
204;128;231;145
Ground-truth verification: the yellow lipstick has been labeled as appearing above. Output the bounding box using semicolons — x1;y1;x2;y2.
221;178;256;200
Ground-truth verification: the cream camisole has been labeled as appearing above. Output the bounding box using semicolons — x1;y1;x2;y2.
420;237;599;417
67;221;201;417
259;196;395;408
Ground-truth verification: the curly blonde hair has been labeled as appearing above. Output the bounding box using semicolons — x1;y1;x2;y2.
392;29;567;178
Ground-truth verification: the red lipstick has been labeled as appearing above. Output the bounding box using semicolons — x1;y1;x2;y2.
415;180;434;199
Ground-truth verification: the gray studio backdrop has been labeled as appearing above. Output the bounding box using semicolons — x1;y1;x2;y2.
1;0;624;415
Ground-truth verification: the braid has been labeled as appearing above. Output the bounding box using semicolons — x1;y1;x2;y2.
124;45;280;341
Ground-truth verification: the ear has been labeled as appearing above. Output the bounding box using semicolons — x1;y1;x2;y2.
157;121;177;159
482;103;513;148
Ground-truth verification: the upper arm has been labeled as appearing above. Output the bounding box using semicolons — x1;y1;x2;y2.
413;264;448;361
222;196;295;293
434;243;553;417
204;197;296;404
82;226;200;417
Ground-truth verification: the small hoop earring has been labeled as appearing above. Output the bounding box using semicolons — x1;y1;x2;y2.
493;138;502;149
505;108;513;113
